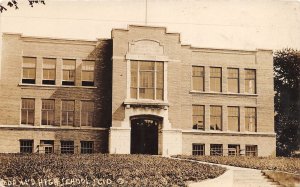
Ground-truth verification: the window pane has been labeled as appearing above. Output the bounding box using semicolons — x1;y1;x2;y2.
43;58;56;68
156;89;163;100
43;69;55;80
245;70;256;94
246;145;257;156
42;100;55;125
81;101;94;126
245;107;256;132
192;144;205;155
82;71;94;81
82;61;94;71
193;67;204;91
62;101;74;126
228;68;239;78
21;110;27;124
140;61;154;70
23;68;36;79
210;106;222;130
210;67;221;92
193;105;204;130
140;72;154;88
131;88;137;99
139;88;154;99
23;57;36;67
63;59;76;70
228;107;239;132
210;144;223;156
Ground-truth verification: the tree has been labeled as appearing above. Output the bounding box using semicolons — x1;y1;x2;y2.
274;48;300;157
0;0;45;13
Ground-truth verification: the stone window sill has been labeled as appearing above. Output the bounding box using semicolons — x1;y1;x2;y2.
18;83;97;89
190;90;258;97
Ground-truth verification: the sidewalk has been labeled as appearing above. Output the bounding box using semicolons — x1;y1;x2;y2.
171;158;282;187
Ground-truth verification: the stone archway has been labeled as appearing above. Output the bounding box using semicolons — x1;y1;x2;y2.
130;115;162;155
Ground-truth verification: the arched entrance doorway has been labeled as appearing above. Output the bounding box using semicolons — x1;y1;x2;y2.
130;116;161;155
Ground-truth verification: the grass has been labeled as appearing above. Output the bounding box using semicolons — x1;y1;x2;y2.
174;155;300;174
0;154;226;187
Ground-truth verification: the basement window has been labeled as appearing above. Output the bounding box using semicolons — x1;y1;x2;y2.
192;144;205;155
20;140;33;153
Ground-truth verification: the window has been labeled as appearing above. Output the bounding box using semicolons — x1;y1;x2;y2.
245;107;256;132
41;100;55;125
22;57;36;84
228;144;240;156
81;141;94;154
61;101;75;126
228;68;239;93
245;69;256;94
130;61;164;100
210;144;223;156
192;144;205;155
39;140;54;154
228;106;239;131
61;141;74;154
210;67;222;92
192;105;205;130
81;101;94;126
20;140;33;153
246;145;258;156
82;61;95;86
43;58;56;85
192;66;204;91
210;106;222;130
21;98;35;125
62;59;76;86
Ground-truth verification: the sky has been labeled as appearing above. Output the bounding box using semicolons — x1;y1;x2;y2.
0;0;300;51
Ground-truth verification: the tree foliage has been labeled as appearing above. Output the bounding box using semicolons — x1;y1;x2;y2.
0;0;45;13
274;48;300;157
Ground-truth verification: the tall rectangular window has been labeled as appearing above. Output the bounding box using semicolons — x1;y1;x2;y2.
192;66;204;91
61;100;75;126
245;69;256;94
82;61;95;86
130;61;164;100
21;98;35;125
61;141;74;154
81;141;94;154
210;67;222;92
210;144;223;156
228;68;239;93
22;57;36;84
20;140;33;153
43;58;56;85
246;145;258;156
192;144;205;155
228;106;239;131
192;105;205;130
210;106;222;130
41;100;55;125
62;59;76;86
81;101;94;126
245;107;256;132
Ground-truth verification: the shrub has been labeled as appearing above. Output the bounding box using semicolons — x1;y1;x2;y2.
0;154;226;187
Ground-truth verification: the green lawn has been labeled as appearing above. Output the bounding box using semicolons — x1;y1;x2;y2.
0;154;226;186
